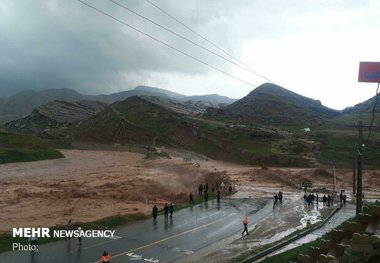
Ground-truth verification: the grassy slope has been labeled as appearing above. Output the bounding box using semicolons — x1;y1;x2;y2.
314;112;380;168
0;131;63;164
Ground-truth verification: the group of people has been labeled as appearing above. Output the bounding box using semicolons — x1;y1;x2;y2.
198;183;210;202
304;193;334;207
152;203;175;220
339;191;347;206
198;183;234;196
65;219;82;244
273;191;283;208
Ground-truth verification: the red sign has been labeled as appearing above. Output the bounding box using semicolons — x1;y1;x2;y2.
358;62;380;83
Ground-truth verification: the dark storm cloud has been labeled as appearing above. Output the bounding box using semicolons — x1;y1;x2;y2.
0;0;236;96
1;0;377;109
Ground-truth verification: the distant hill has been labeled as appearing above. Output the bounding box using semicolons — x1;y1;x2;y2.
0;88;84;119
73;96;179;144
321;93;380;135
87;86;235;106
134;86;186;99
6;100;107;138
85;86;176;104
343;95;380;114
206;83;340;127
0;86;235;123
184;94;236;106
140;96;206;115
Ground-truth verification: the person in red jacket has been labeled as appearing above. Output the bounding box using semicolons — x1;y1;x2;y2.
101;251;110;263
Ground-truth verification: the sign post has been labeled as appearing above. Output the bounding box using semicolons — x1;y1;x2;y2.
356;121;363;215
358;62;380;82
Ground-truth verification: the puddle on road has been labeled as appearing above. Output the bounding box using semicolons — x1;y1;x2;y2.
299;207;322;227
245;203;322;247
219;195;324;258
187;194;326;263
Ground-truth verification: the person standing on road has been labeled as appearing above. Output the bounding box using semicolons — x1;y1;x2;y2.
66;220;72;240
152;205;158;220
228;185;233;195
307;194;312;207
164;203;169;219
241;216;249;236
278;191;283;204
198;184;203;195
217;190;221;202
273;194;278;209
189;193;194;204
101;251;110;263
169;203;174;218
29;234;38;254
77;226;82;245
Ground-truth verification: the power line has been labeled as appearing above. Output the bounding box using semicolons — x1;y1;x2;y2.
77;0;259;89
110;0;269;82
145;0;273;83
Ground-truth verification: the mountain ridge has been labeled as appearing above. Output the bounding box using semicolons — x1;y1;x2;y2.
0;86;236;123
207;83;340;127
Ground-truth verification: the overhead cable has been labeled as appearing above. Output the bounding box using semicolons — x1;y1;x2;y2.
77;0;259;89
110;0;270;82
145;0;273;83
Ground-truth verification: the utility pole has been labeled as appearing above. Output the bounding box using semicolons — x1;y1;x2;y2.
352;153;356;195
356;62;380;214
356;121;363;215
333;165;336;194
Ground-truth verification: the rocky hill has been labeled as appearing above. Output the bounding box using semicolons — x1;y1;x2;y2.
343;94;380;114
88;86;235;107
73;96;180;144
6;100;107;138
206;83;340;127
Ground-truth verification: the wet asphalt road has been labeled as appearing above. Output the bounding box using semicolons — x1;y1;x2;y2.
257;203;356;262
0;198;272;263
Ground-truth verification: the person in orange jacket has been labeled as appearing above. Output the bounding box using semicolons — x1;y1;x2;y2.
101;251;110;263
241;216;249;236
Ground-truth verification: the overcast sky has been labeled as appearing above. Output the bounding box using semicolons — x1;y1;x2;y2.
0;0;379;109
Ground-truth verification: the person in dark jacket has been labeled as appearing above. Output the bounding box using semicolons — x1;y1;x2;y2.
189;192;194;204
164;203;169;219
152;205;158;220
169;203;174;218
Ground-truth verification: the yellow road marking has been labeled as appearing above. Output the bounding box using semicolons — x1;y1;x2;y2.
93;213;235;263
